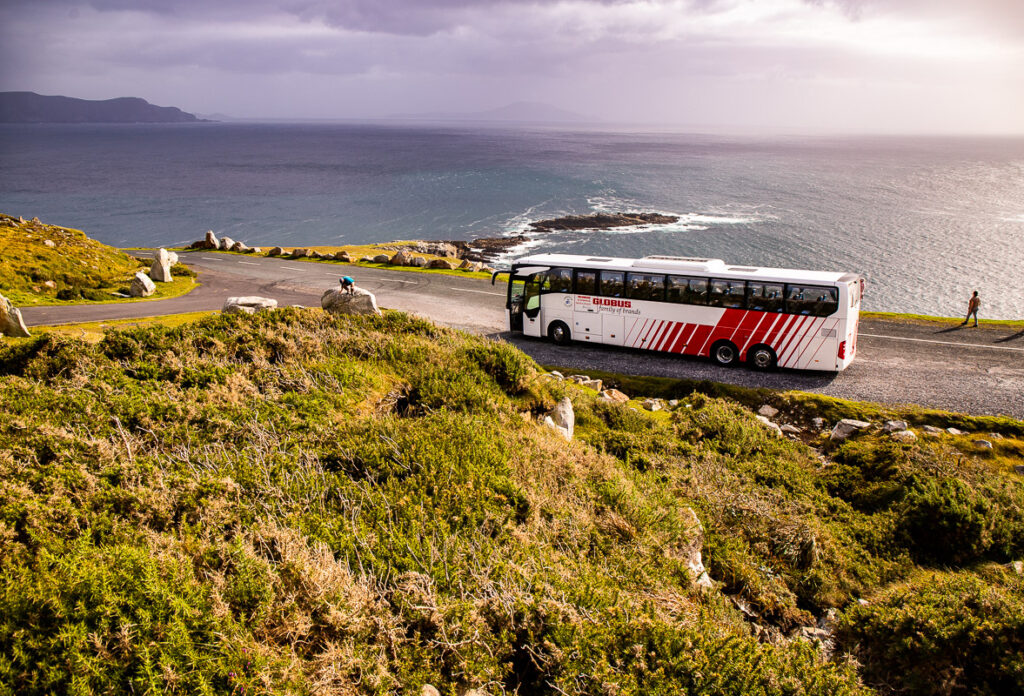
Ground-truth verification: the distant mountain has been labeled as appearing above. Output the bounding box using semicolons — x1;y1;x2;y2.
393;101;592;124
0;92;205;124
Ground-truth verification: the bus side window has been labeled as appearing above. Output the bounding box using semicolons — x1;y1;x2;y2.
709;279;745;308
575;270;597;295
748;282;784;312
599;271;624;297
786;285;838;316
543;267;572;294
667;275;702;304
626;272;665;301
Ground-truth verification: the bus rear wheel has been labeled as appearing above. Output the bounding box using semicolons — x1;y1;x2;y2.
748;345;777;371
710;340;739;367
548;321;571;345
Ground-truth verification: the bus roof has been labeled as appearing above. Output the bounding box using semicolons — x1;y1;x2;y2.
512;253;859;284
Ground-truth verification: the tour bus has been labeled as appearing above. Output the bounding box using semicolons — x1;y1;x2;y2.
493;254;864;371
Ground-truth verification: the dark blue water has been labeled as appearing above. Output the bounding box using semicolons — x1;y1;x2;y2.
2;123;1023;318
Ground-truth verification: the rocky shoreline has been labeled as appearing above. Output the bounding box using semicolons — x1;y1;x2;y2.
190;211;675;265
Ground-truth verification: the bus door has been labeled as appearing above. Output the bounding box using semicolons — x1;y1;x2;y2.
505;266;547;335
508;277;526;332
521;272;544;338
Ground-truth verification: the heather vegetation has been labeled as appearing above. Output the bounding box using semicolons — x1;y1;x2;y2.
0;309;1021;695
0;213;195;305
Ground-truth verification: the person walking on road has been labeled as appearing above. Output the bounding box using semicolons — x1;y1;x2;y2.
961;290;980;327
340;276;355;295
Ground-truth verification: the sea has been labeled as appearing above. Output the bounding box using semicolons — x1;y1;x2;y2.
2;122;1023;319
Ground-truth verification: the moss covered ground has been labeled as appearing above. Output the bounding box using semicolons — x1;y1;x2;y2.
0;214;197;306
1;310;1022;695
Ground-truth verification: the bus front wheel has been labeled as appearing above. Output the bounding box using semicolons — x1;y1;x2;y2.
748;345;777;371
710;340;739;367
548;321;571;345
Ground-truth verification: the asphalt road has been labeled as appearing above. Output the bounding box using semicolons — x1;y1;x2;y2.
21;251;1024;418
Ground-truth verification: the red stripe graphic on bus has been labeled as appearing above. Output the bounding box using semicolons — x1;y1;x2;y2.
671;323;697;354
775;315;810;364
780;317;819;367
657;321;679;351
652;321;673;351
665;321;687;351
731;310;765;354
660;321;684;352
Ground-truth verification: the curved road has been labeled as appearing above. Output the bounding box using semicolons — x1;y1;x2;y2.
21;251;1024;419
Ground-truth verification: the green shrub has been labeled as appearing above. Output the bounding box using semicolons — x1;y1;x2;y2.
835;569;1024;696
898;477;994;564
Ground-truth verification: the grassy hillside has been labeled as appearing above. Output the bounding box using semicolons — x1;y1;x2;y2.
0;310;1022;695
0;213;195;305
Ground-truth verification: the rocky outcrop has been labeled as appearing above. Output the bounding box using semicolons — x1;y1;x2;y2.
150;248;173;282
223;296;278;314
529;212;679;232
598;388;630;404
204;230;218;248
390;250;412;266
829;419;871;441
0;293;31;337
321;287;381;317
129;271;156;298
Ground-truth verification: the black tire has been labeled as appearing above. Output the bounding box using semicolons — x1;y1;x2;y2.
710;340;739;367
748;345;777;371
548;321;571;345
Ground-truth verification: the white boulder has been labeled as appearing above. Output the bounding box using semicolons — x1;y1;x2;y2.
550;396;574;440
321;286;381;316
150;248;173;282
829;419;871;441
0;293;31;337
758;404;779;418
129;271;156;298
204;230;219;248
219;236;235;251
223;296;278;314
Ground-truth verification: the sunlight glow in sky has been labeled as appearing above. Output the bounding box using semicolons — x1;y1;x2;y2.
1;0;1022;133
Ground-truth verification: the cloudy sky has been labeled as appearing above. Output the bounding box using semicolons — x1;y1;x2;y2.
1;0;1022;133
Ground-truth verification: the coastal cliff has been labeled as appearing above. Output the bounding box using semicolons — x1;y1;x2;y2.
0;92;204;123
